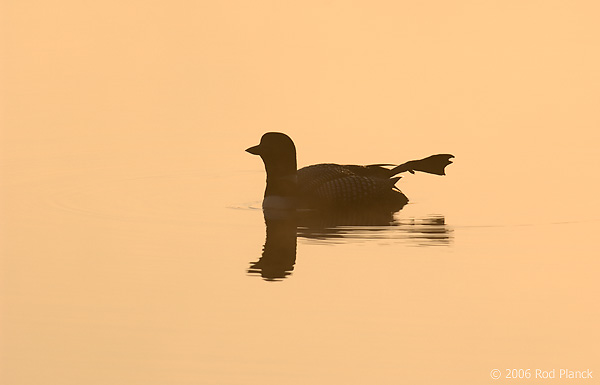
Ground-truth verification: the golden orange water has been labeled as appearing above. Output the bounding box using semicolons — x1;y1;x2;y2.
2;1;599;384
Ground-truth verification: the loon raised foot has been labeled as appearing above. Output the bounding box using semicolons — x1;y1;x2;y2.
246;132;453;210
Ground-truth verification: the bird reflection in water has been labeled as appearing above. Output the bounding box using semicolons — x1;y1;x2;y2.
248;209;298;281
247;207;452;281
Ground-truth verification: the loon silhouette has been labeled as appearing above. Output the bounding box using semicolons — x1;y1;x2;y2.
246;132;453;210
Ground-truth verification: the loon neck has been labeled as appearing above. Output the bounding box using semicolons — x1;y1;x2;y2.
257;145;298;207
264;173;297;198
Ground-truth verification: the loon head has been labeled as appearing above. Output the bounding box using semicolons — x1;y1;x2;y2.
246;132;297;177
246;132;298;208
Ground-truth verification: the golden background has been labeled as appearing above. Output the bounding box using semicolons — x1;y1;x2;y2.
2;1;599;384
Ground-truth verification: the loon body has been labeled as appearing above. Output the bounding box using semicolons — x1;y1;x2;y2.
246;132;453;210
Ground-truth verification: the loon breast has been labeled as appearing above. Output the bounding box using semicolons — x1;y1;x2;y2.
262;195;296;210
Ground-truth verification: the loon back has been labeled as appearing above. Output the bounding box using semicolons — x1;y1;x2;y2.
246;132;454;210
297;163;406;209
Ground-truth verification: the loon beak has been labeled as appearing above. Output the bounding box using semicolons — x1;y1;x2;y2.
246;144;261;155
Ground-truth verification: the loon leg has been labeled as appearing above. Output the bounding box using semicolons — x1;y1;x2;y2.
390;154;454;176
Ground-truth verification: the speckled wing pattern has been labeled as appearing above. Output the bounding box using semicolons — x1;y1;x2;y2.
297;164;406;208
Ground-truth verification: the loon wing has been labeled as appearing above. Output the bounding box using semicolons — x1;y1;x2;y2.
297;164;406;208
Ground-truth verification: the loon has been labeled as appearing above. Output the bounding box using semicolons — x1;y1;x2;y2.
246;132;453;210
